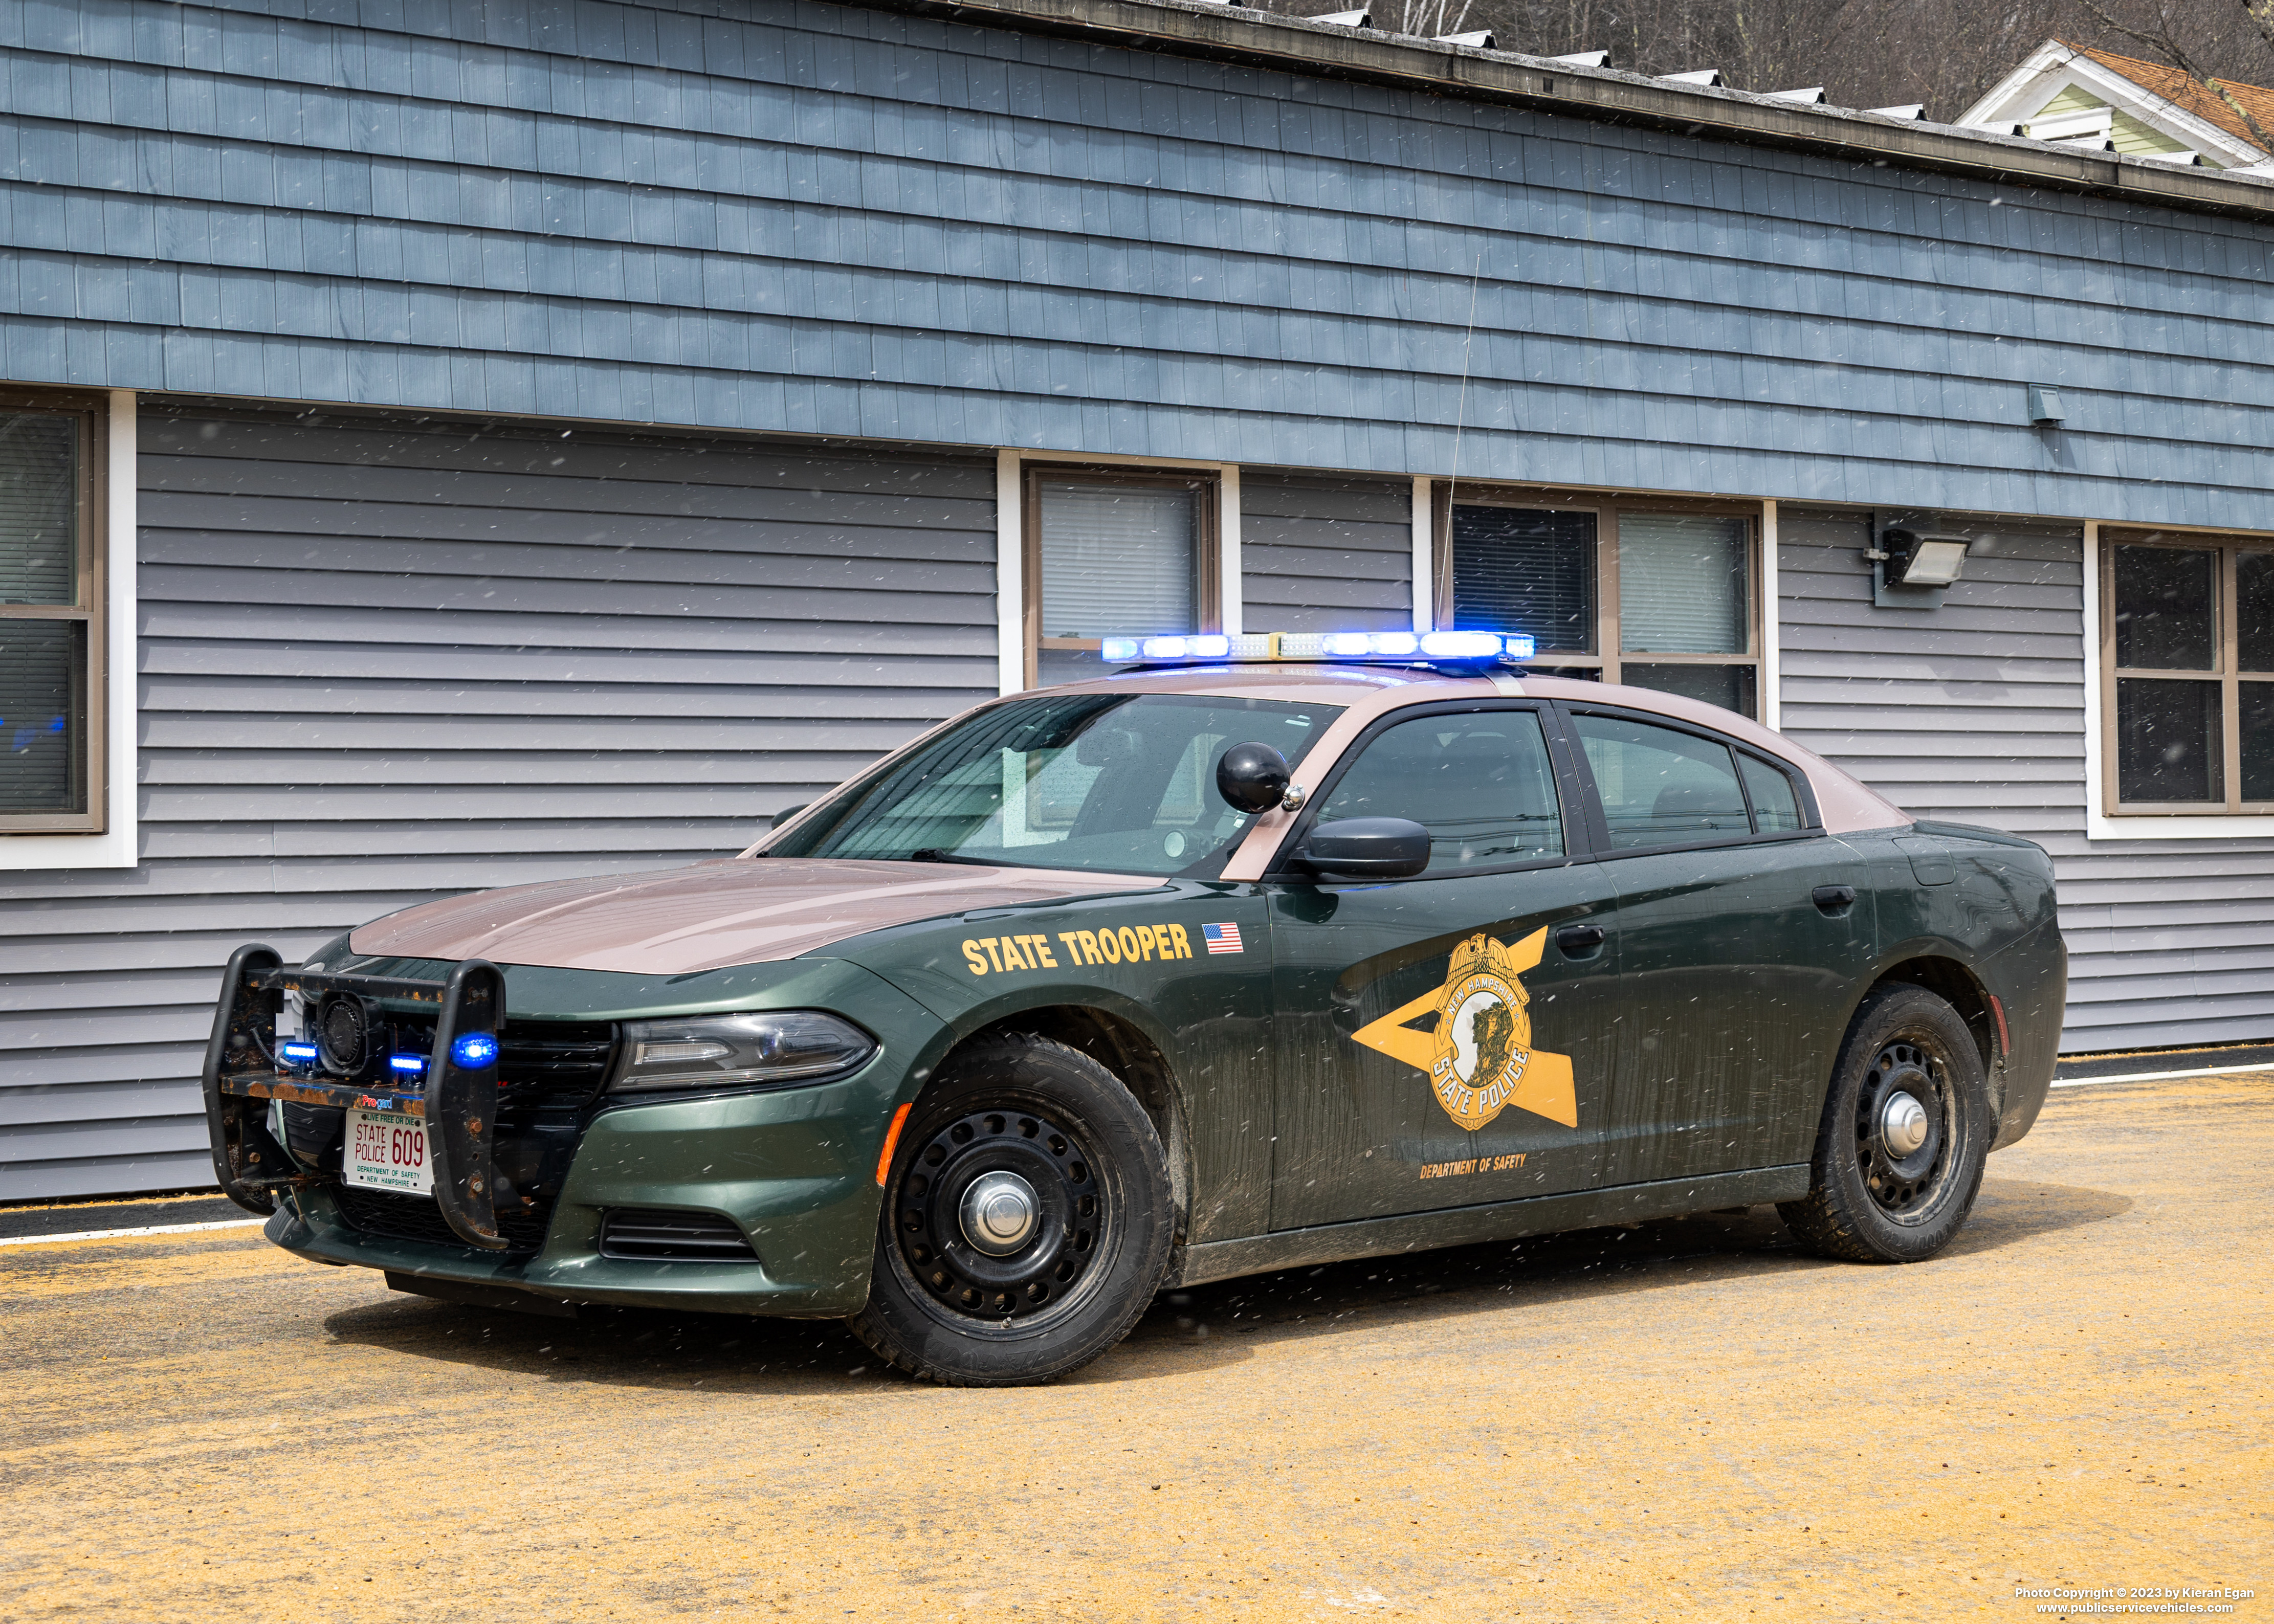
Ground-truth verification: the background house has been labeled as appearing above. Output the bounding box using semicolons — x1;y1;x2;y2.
1958;38;2274;171
4;0;2273;1201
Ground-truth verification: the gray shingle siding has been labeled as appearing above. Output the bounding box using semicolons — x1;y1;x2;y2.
0;404;995;1200
1777;508;2274;1053
3;0;2273;525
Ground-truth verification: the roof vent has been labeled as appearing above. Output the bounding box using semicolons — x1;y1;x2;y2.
1549;49;1609;66
1764;86;1826;104
1310;7;1372;24
1660;69;1723;87
1868;103;1927;120
1436;28;1495;47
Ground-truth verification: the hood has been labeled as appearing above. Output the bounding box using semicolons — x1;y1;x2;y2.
348;858;1159;975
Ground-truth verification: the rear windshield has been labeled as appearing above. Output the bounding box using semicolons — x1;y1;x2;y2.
771;691;1341;877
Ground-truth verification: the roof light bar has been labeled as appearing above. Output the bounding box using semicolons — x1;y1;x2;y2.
1103;629;1536;665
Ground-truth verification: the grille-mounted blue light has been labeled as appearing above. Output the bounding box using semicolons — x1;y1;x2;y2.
1101;630;1535;665
451;1031;500;1069
388;1054;427;1076
278;1040;319;1065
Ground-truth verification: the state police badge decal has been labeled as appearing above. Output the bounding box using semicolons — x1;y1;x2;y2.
1349;927;1579;1131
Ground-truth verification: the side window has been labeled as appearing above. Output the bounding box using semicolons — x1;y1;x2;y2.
1739;752;1804;831
1310;709;1564;873
1572;713;1750;848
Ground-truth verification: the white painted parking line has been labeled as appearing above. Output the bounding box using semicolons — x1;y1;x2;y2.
2051;1063;2274;1088
0;1218;267;1249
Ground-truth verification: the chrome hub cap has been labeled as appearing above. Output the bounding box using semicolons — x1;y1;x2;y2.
1856;1039;1951;1216
960;1170;1041;1256
891;1108;1103;1324
1881;1090;1929;1158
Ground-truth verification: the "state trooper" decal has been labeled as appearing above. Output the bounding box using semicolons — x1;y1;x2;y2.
1348;928;1578;1131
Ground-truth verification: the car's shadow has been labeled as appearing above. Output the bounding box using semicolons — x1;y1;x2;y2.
319;1175;2129;1391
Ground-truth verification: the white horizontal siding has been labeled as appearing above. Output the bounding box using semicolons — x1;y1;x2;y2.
0;405;997;1200
1778;507;2274;1052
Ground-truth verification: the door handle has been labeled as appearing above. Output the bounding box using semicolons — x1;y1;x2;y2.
1812;884;1857;915
1555;923;1606;957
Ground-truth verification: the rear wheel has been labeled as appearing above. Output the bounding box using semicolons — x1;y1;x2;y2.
1779;983;1991;1263
849;1033;1174;1386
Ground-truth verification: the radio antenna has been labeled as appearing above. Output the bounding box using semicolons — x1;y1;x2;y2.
1444;249;1484;519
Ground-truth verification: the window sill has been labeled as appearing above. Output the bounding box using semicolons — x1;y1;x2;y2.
2087;810;2274;841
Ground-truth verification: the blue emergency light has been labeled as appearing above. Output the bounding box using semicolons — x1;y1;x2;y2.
1100;630;1534;664
278;1040;320;1065
389;1054;427;1075
451;1031;500;1068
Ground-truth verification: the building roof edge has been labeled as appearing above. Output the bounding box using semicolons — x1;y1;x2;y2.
887;0;2274;223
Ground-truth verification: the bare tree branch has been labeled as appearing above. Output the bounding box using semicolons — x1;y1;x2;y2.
2069;0;2274;154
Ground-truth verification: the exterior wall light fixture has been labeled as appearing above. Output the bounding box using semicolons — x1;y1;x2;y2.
1867;528;1974;608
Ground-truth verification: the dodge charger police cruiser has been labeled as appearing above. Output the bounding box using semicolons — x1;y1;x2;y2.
202;631;2065;1386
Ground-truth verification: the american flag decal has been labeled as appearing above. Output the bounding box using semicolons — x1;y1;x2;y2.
1202;922;1244;955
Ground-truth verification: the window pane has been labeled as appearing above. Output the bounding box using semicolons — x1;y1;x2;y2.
776;692;1337;877
1572;713;1750;848
1451;507;1596;653
0;618;84;813
2115;678;2223;803
1619;513;1746;653
1039;483;1195;640
1311;709;1563;872
1619;662;1756;720
1739;753;1804;831
2242;683;2274;803
0;412;78;606
2112;545;2215;671
2238;552;2274;673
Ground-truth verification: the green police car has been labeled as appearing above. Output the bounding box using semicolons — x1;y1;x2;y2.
202;633;2065;1386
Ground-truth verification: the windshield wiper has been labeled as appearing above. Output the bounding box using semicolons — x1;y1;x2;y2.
906;848;991;865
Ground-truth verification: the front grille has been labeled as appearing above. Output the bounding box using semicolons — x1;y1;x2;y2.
497;1021;618;1114
334;1184;554;1253
600;1208;760;1263
325;1017;612;1257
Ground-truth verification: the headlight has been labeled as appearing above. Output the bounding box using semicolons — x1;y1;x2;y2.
605;1011;877;1096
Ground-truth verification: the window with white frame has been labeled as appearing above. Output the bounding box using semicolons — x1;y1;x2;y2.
2102;530;2274;812
1440;494;1761;717
1024;468;1219;687
0;395;106;834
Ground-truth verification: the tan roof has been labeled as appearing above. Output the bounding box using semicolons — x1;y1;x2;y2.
2071;42;2274;154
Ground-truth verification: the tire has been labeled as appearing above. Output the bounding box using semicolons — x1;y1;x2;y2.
849;1033;1175;1386
1779;983;1992;1264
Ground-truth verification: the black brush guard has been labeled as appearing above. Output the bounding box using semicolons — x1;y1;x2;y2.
200;945;513;1251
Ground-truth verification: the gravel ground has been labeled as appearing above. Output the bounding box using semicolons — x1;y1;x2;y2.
3;1074;2266;1622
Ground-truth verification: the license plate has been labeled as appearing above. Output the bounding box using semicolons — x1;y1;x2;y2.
344;1108;433;1194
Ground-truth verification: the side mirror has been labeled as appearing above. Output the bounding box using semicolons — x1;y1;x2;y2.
771;803;809;830
1216;742;1291;813
1298;817;1431;880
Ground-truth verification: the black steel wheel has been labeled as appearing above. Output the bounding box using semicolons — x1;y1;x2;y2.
1780;983;1991;1263
849;1033;1174;1385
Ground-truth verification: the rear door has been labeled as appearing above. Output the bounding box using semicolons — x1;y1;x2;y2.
1264;701;1626;1231
1559;705;1876;1183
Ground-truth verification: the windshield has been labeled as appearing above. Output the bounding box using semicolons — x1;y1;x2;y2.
771;691;1342;877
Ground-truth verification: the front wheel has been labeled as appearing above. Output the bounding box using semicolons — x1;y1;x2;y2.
849;1033;1175;1386
1779;983;1991;1263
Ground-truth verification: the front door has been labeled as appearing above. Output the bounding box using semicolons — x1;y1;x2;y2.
1561;705;1879;1184
1265;702;1625;1232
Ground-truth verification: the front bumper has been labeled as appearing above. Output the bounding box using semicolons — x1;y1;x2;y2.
272;1073;904;1316
209;952;955;1317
